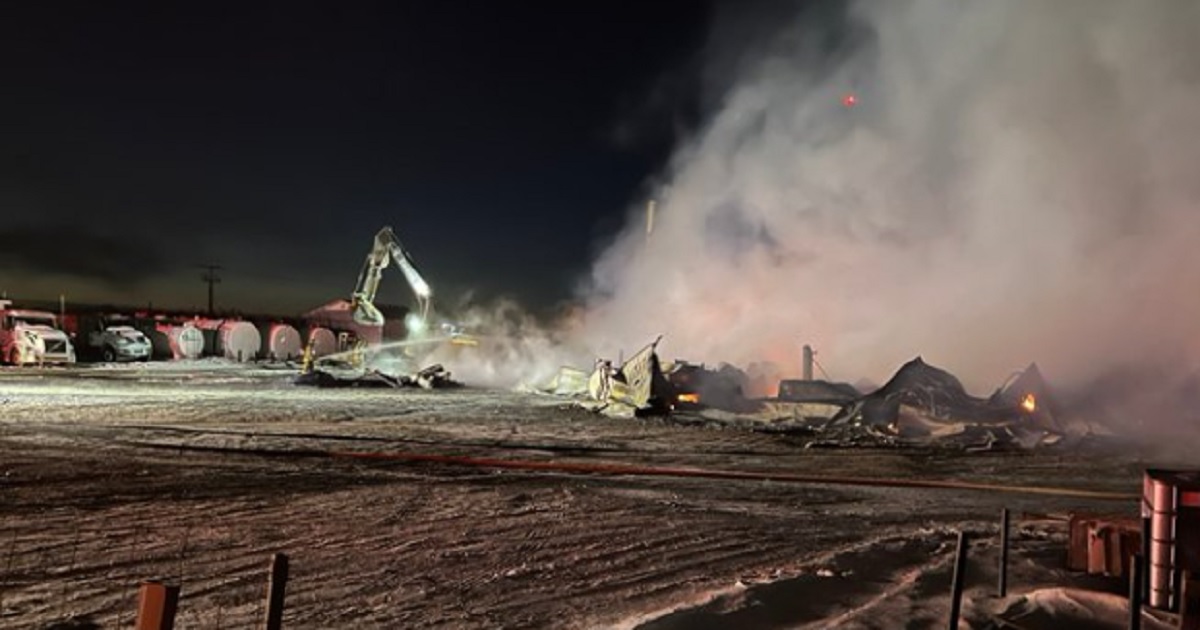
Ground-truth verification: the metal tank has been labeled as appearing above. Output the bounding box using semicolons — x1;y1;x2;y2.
263;323;302;361
218;321;261;362
306;327;337;358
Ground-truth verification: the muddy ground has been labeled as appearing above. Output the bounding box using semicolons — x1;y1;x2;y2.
0;364;1160;629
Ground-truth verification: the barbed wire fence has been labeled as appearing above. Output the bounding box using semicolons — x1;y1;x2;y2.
0;516;280;629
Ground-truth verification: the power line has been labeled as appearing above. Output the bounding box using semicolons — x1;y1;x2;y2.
198;264;223;315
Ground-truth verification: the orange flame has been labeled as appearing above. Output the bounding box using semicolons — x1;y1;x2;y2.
678;393;700;404
1020;393;1037;413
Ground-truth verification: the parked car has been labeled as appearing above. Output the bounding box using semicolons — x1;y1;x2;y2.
88;325;152;362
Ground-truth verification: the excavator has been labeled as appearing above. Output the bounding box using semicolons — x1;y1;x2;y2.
303;225;472;378
350;226;434;336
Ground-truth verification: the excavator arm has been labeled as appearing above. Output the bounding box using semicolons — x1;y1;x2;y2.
350;227;432;331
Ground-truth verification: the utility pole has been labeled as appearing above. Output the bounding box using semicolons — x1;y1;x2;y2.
198;264;222;315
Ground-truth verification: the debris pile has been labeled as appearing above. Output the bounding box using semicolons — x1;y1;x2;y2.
295;363;459;389
806;358;1066;450
854;357;1004;425
523;337;674;417
662;360;756;412
529;345;1076;451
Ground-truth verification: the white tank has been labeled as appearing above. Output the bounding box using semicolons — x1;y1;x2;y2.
265;323;302;361
307;327;337;358
155;323;204;360
219;321;261;362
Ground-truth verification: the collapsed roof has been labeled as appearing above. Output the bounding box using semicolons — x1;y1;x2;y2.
856;357;1012;426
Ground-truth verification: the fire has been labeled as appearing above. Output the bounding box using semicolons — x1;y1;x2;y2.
1020;393;1037;413
677;393;700;404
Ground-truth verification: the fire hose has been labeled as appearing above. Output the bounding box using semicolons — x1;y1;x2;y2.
127;440;1138;501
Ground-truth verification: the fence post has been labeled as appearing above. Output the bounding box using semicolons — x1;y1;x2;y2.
263;553;289;630
135;581;180;630
1128;555;1142;630
949;530;970;630
998;508;1010;598
1142;516;1152;601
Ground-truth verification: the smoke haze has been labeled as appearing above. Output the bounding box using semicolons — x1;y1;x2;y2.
430;298;593;389
579;0;1200;394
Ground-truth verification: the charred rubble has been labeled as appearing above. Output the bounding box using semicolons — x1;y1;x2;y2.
528;340;1077;451
821;358;1066;450
294;363;459;389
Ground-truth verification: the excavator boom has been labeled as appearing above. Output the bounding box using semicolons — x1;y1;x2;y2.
350;226;432;330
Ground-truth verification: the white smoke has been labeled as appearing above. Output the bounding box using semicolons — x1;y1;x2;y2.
427;298;593;388
580;0;1200;393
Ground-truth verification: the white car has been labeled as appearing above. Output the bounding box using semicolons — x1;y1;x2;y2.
0;309;76;366
89;325;152;362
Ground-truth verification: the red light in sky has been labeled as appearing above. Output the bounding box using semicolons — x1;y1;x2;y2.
842;93;858;107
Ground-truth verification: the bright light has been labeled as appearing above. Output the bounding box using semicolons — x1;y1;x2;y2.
404;313;427;334
842;93;858;107
1020;393;1037;413
678;392;700;404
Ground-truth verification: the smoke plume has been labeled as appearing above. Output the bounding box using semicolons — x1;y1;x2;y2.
427;298;594;389
580;0;1200;395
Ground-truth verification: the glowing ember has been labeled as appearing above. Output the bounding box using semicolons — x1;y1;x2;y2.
677;393;700;404
1020;393;1037;413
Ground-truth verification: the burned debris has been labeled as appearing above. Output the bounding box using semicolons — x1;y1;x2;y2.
526;337;675;417
530;343;1076;451
295;363;459;389
851;357;1009;427
829;358;1065;450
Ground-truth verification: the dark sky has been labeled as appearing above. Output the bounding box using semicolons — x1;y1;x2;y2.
0;1;711;315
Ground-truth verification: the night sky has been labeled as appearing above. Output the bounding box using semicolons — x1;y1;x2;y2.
0;1;712;315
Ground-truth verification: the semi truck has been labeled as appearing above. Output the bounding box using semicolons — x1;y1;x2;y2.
0;301;76;365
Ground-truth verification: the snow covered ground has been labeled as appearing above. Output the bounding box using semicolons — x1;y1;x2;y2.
0;363;1167;628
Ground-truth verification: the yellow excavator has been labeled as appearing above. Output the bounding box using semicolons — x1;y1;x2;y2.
350;226;434;336
350;225;476;346
302;225;476;376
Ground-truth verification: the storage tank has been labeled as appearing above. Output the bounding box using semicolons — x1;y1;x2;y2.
154;323;205;360
263;323;302;361
218;321;261;362
306;327;337;358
